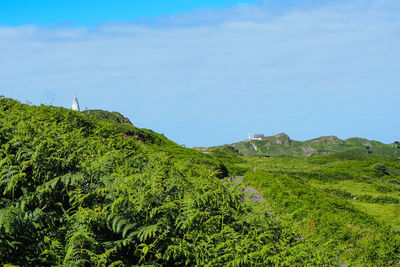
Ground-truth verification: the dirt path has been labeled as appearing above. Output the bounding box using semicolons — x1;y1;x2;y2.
234;176;265;202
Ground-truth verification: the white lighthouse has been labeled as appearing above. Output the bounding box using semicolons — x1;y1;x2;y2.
248;132;252;142
72;95;80;111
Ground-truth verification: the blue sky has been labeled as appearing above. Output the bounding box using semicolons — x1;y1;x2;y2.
1;0;399;146
0;0;257;26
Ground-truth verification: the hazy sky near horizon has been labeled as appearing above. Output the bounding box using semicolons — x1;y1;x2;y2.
1;0;399;147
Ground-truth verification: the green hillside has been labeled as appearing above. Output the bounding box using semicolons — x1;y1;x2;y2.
213;133;399;158
1;96;399;266
0;97;330;266
237;154;400;265
82;110;133;125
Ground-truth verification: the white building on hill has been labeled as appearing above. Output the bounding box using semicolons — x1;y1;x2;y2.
253;134;264;140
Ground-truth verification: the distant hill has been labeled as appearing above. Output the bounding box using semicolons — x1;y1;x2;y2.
212;133;400;158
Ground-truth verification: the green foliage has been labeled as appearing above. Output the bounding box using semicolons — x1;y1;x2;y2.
82;109;133;124
240;155;400;265
3;96;398;265
0;97;326;265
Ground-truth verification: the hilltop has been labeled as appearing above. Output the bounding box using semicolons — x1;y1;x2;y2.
82;109;133;124
212;133;399;158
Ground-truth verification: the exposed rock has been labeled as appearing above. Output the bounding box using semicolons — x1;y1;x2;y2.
251;142;258;152
274;133;290;139
273;133;290;145
287;138;292;146
301;146;316;157
362;141;372;147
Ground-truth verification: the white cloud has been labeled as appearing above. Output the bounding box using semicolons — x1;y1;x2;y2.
0;0;399;146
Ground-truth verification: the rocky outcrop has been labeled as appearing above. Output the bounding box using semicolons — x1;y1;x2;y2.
272;133;291;146
301;146;316;157
251;142;258;152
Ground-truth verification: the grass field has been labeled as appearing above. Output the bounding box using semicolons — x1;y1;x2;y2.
230;154;400;265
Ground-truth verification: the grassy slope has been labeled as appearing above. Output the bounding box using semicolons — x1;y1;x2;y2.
236;154;400;265
213;133;399;158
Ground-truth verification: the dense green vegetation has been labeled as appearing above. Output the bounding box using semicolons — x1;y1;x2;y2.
213;133;399;158
82;110;133;125
239;155;400;265
2;96;399;266
0;97;332;266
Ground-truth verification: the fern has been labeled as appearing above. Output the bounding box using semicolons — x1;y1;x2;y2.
137;223;160;242
122;223;137;238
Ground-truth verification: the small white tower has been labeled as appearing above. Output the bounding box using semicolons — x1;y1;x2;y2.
72;95;80;111
248;132;252;142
